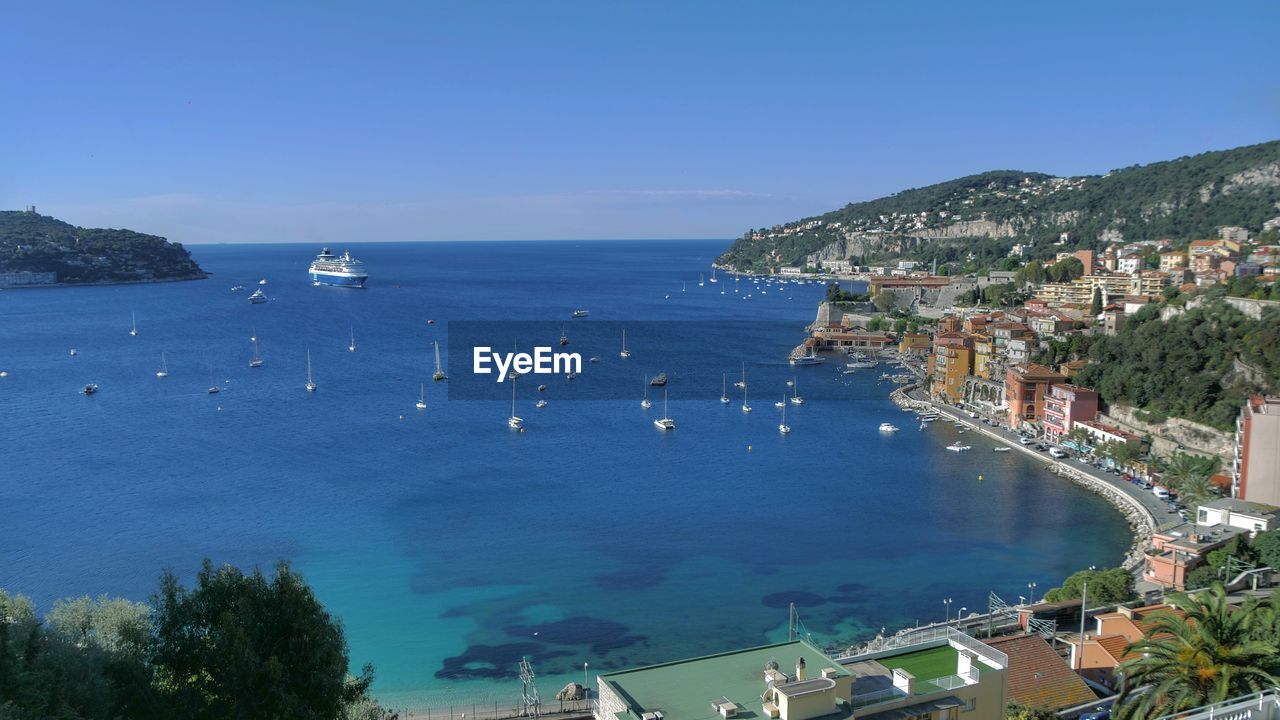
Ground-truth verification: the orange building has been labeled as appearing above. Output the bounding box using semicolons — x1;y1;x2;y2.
931;333;974;403
1005;363;1066;430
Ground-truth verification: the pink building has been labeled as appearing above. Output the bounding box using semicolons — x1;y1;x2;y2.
1043;383;1100;443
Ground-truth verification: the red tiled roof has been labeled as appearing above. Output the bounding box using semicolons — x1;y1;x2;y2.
1095;635;1131;664
986;635;1098;710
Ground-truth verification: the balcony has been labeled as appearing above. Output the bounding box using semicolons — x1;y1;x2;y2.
1155;688;1280;720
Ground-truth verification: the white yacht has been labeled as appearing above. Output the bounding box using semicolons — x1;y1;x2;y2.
653;390;675;430
741;385;752;413
946;443;972;452
207;368;220;394
416;384;427;410
348;324;356;352
790;379;805;405
249;337;265;368
879;422;899;433
734;362;747;389
720;373;730;405
156;352;169;378
619;329;631;359
774;394;785;409
433;341;446;381
641;378;652;409
129;312;138;337
508;378;523;429
305;350;317;392
536;399;548;409
779;402;791;435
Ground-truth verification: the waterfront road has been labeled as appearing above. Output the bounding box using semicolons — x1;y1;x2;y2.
898;386;1183;533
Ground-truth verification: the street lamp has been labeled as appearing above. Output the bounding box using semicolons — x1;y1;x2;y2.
584;662;590;700
943;598;953;623
959;607;967;620
1027;582;1038;604
1018;595;1026;606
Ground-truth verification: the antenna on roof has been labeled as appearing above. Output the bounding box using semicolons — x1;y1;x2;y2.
519;656;541;718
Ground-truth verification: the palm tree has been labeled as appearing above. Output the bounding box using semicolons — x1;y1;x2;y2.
1115;584;1280;719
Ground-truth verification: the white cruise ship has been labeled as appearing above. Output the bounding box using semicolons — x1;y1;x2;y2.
308;248;368;288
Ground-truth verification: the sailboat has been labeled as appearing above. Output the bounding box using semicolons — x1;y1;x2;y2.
775;394;785;409
698;274;704;287
129;312;138;337
433;341;446;381
250;325;257;343
790;378;805;405
155;352;169;378
249;337;264;368
709;267;718;283
416;383;427;410
641;377;652;409
348;324;356;352
508;377;523;429
207;367;220;394
733;362;747;389
305;350;317;392
653;390;675;430
720;373;730;405
741;384;752;413
779;401;791;435
620;329;631;359
559;326;569;346
682;282;686;292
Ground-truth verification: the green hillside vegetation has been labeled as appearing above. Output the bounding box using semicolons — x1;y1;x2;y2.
1074;299;1280;430
718;140;1280;272
0;210;205;283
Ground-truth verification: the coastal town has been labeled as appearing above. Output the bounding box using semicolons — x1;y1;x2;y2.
568;223;1280;720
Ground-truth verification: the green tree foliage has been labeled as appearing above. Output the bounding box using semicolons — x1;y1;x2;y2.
824;282;869;303
1006;702;1060;720
1042;567;1136;604
1116;585;1280;719
873;290;897;314
153;560;377;719
1090;286;1103;316
1160;453;1221;515
1075;301;1280;430
0;563;395;720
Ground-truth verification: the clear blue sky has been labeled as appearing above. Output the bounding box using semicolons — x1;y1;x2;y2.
2;1;1276;243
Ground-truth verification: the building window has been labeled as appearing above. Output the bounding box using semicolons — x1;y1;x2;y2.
962;698;977;713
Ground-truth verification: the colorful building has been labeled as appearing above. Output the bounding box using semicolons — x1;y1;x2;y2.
1042;384;1100;444
932;334;974;403
1234;396;1280;505
1004;363;1066;431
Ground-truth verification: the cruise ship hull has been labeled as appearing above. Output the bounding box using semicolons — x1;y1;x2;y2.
310;272;367;288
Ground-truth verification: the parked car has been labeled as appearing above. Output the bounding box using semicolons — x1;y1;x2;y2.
1048;447;1068;459
1019;436;1034;445
1080;707;1111;720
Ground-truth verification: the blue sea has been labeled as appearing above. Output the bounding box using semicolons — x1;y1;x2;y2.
0;240;1130;711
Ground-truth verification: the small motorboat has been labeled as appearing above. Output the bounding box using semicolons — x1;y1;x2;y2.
536;399;548;409
82;383;98;395
650;373;667;387
946;443;972;452
879;423;899;433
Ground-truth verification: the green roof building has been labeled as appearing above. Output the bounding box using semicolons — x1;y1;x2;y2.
594;630;1007;720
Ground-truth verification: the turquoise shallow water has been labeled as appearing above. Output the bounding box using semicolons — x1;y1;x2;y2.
0;240;1130;710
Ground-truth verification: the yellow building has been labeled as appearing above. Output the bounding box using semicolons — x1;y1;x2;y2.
972;334;994;380
932;337;974;404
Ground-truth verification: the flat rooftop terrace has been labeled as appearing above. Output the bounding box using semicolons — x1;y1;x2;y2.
600;640;850;720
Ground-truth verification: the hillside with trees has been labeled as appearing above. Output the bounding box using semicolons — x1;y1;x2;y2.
0;210;205;285
718;140;1280;272
1073;299;1280;430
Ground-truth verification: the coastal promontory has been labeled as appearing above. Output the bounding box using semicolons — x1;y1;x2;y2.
0;208;206;287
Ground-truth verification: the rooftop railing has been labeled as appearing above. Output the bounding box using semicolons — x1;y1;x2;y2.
1152;688;1280;720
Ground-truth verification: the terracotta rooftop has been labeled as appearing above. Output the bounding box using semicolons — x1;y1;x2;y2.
1094;635;1130;664
986;635;1097;711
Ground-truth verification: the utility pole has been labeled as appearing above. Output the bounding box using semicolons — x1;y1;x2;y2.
1077;581;1088;672
789;603;795;641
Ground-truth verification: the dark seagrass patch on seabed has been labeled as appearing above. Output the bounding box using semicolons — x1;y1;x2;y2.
436;642;574;679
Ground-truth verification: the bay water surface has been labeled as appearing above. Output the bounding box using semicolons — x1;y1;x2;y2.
0;240;1129;710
